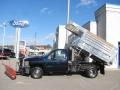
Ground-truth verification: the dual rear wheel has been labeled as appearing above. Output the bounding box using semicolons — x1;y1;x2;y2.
86;67;98;78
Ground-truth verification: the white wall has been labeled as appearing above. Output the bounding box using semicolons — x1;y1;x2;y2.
57;25;67;49
95;4;120;68
91;22;97;35
55;25;72;49
106;5;120;47
83;21;97;35
95;6;106;40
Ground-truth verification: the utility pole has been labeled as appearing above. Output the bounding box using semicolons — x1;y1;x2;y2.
0;22;7;62
1;22;7;55
34;32;37;49
67;0;70;24
66;0;70;46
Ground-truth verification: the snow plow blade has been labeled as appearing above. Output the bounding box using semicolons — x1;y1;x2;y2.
2;64;16;80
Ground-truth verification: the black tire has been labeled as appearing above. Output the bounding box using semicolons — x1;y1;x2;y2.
86;67;98;78
31;67;43;79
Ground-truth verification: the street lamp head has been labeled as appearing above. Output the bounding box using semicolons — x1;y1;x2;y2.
0;22;7;28
3;22;7;27
10;20;29;28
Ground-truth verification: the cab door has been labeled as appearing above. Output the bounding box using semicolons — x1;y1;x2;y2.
45;49;68;73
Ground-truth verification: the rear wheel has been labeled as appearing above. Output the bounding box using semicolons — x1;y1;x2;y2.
86;67;98;78
31;67;43;79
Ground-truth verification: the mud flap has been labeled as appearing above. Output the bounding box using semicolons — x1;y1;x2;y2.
99;64;105;75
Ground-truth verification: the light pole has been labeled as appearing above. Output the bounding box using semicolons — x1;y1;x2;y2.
34;32;37;55
0;22;7;55
66;0;71;46
15;27;21;59
67;0;70;24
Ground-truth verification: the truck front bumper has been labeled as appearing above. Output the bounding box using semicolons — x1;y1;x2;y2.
22;67;30;75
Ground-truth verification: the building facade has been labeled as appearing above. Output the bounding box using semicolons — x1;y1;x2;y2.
83;21;97;35
95;4;120;68
54;25;67;49
55;3;120;68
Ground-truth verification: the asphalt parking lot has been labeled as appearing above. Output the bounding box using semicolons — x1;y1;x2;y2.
0;60;120;90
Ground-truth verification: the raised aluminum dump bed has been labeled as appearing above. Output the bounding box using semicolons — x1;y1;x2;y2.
66;22;118;65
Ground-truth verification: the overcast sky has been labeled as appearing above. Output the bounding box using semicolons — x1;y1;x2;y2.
0;0;120;45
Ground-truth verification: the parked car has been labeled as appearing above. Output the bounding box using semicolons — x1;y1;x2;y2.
0;48;15;58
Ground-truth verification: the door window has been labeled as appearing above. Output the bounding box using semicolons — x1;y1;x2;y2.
48;50;67;61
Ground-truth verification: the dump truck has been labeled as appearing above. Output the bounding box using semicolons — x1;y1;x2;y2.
18;22;117;79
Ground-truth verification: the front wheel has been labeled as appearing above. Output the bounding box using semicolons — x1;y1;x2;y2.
86;67;98;78
30;67;43;79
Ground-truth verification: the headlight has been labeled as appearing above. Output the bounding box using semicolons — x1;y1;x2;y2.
24;61;29;66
